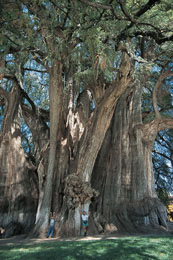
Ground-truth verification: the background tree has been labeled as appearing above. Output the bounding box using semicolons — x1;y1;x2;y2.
153;130;173;192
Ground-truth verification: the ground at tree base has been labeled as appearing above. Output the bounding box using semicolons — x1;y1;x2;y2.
0;222;172;247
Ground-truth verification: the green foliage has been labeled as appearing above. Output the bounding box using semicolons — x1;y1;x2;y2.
156;188;170;207
23;66;49;109
0;236;173;260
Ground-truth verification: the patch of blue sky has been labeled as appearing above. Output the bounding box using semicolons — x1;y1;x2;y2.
0;78;13;92
91;99;95;111
46;121;50;127
151;63;161;72
0;114;3;131
4;54;15;62
22;5;28;14
25;57;47;70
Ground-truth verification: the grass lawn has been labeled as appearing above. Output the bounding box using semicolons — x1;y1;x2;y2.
0;236;173;260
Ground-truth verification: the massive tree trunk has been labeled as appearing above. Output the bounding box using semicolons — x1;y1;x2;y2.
1;0;172;240
1;54;170;238
31;60;64;236
91;81;168;234
0;85;38;237
22;104;49;226
51;50;134;236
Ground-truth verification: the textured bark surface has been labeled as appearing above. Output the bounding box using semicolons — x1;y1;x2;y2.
31;60;64;237
22;104;50;227
0;85;38;238
49;50;134;237
0;52;170;238
91;83;168;234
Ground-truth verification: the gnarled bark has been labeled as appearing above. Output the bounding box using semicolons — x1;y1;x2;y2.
31;60;64;237
91;82;168;234
0;84;38;237
50;50;134;236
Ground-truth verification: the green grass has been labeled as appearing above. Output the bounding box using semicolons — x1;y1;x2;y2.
0;236;173;260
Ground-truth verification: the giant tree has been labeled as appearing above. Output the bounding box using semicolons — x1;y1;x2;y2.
0;0;173;237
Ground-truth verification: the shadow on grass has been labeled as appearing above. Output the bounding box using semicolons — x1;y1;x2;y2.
0;236;173;260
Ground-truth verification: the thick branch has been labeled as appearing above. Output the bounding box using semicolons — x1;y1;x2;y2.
152;69;173;118
132;31;173;44
22;104;49;123
142;117;173;147
113;1;167;45
24;67;47;73
142;106;173;122
135;0;160;18
157;118;173;132
77;50;133;181
117;0;135;22
4;35;48;64
2;73;39;112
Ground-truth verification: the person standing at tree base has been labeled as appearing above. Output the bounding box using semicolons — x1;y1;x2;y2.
46;212;55;238
80;207;90;236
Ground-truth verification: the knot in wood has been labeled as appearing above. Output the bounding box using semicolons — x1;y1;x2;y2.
64;173;99;208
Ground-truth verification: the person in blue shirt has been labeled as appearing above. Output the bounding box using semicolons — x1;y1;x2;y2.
46;212;55;238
